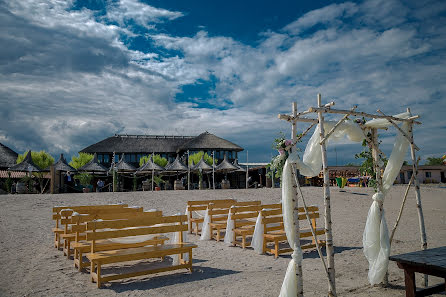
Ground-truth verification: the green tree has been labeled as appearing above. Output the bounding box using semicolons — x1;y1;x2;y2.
188;151;213;166
139;154;168;167
17;150;55;193
425;157;444;165
354;140;388;189
189;151;213;189
69;152;93;169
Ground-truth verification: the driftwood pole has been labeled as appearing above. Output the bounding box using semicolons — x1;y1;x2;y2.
291;102;304;297
316;94;336;296
407;108;428;287
112;152;117;192
246;151;249;189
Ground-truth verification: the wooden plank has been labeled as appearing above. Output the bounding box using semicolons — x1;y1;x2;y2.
53;204;127;213
86;214;186;230
87;224;188;241
72;210;162;224
187;199;235;206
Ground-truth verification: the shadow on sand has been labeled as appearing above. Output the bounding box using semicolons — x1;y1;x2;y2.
101;261;240;292
275;245;362;259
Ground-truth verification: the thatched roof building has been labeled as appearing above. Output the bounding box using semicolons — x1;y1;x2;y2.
80;131;243;168
8;150;41;172
46;154;76;172
78;153;108;173
0;143;18;170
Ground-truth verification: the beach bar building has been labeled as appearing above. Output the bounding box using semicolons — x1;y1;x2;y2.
80;131;243;169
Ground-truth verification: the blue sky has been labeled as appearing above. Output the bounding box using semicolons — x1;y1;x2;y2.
1;0;445;164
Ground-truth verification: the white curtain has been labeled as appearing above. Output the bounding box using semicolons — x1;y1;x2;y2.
278;159;303;297
362;120;410;285
200;208;212;240
251;212;265;254
224;207;235;245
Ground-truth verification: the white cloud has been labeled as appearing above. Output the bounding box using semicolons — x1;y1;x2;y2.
106;0;183;29
0;0;445;163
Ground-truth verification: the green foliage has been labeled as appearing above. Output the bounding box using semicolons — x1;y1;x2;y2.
17;151;54;193
139;154;168;167
268;132;301;180
133;175;137;191
77;172;92;187
20;175;34;192
17;150;54;169
69;153;93;169
148;175;166;187
354;139;387;189
188;151;213;166
5;172;12;193
425;157;444;166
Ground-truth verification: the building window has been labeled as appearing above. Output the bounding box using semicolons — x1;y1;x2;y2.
407;171;413;179
115;154;119;163
425;172;431;178
125;154;131;162
137;154;142;163
103;154;109;163
131;154;136;163
97;154;103;163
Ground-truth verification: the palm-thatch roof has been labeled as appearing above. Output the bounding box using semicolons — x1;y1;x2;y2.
136;155;165;173
45;154;76;172
192;156;213;172
215;155;238;172
177;132;243;153
8;150;41;172
78;153;108;173
80;132;243;155
233;159;246;172
81;135;194;154
114;154;137;172
165;155;188;172
0;143;18;169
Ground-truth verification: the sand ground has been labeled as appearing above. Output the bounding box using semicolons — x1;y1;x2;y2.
0;186;445;297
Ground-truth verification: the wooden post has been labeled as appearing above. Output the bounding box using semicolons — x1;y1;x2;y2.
212;151;215;190
407;109;428;287
50;165;55;194
112;152;117;192
317;94;336;296
291;102;304;297
246;151;249;189
187;150;190;190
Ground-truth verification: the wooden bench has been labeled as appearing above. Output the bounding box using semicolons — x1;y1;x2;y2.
208;201;261;241
52;204;128;249
58;206;143;259
85;214;197;288
230;203;281;249
186;199;236;235
71;210;167;271
261;206;326;258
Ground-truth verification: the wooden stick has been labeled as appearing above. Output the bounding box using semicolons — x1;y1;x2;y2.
317;94;336;297
307;106;421;124
389;173;415;245
278;114;318;124
291;102;304;297
320;106;358;145
376;110;420;151
407;118;428;287
291;163;337;296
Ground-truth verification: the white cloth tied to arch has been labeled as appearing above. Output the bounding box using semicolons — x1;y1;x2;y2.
278;112;411;294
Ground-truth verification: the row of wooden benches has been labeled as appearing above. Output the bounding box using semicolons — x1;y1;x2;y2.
186;199;326;258
52;204;197;288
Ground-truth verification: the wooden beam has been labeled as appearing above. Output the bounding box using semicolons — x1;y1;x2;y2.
278;114;318;123
320;106;357;145
307;107;421;124
376;110;420;151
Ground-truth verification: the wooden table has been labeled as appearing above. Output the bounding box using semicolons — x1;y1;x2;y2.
389;246;446;297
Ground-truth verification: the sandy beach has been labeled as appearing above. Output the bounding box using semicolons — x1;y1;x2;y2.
0;186;445;297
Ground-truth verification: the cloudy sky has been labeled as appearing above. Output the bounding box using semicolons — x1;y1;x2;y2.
1;0;445;164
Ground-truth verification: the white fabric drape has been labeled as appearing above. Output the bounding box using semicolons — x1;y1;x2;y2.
251;212;264;254
185;206;207;232
362;120;410;285
200;208;212;240
278;160;303;297
224;207;235;245
172;212;189;265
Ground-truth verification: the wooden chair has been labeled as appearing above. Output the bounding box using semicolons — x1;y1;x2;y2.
231;203;281;248
261;206;326;258
71;210;168;271
208;201;261;241
186;199;236;235
52;204;128;250
86;214;197;288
